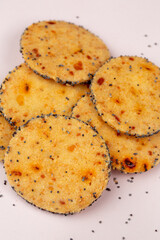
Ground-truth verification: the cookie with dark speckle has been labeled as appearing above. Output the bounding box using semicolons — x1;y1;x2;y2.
0;64;89;127
0;113;15;162
4;114;110;214
72;95;160;173
20;20;110;84
91;56;160;137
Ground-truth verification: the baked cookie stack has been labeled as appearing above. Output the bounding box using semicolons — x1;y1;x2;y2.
0;20;159;214
0;21;111;214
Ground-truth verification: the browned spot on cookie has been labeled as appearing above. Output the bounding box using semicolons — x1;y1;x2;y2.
74;61;83;70
41;174;45;178
141;63;154;72
148;151;152;156
47;21;56;24
144;163;148;171
97;78;104;85
25;83;30;92
42;66;45;70
112;65;121;71
121;110;125;114
130;87;137;96
67;145;76;152
59;200;65;205
32;48;40;57
77;133;81;136
129;57;134;61
137;109;142;115
31;164;41;171
124;158;136;168
23;113;28;117
117;131;121;136
11;170;22;176
96;152;101;156
75;114;80;118
81;169;95;183
113;114;121;122
95;161;102;165
145;67;151;71
115;99;121;104
87;55;91;59
69;71;74;75
48;186;53;191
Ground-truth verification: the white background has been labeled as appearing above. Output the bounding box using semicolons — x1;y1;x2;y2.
0;0;160;239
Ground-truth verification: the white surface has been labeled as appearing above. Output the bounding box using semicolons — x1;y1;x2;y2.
0;0;160;239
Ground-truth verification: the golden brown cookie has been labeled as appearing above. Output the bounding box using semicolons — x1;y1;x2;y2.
20;20;110;84
72;95;160;173
4;114;110;214
0;64;90;127
91;56;160;137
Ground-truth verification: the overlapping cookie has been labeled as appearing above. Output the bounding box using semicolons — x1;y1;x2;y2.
91;56;160;137
4;114;110;214
0;64;89;127
72;95;160;173
20;20;110;84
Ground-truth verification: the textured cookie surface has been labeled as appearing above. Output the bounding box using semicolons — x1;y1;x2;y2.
0;113;14;162
91;56;160;137
20;20;110;84
72;95;160;173
4;114;110;214
0;64;89;127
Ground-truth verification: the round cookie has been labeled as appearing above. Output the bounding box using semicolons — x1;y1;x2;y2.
0;64;90;127
4;114;110;214
0;113;15;162
72;95;160;173
20;20;110;84
91;56;160;137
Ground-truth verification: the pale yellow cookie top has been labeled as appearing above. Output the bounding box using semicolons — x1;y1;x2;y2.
91;56;160;137
21;20;110;84
0;63;90;127
4;114;110;214
72;95;160;173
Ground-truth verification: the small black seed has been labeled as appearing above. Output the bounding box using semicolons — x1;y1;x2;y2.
4;180;7;185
